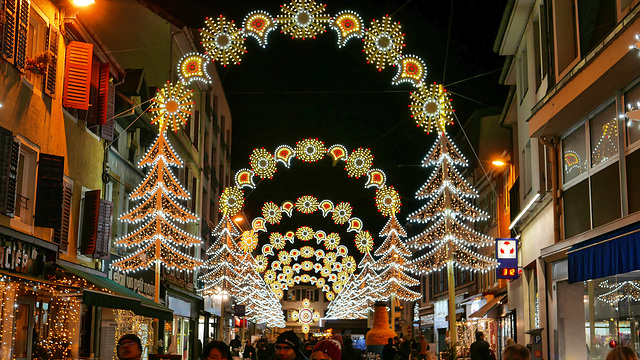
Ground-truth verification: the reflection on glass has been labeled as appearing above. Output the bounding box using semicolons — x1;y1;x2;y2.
591;103;618;167
563;125;587;183
625;83;640;145
13;303;30;359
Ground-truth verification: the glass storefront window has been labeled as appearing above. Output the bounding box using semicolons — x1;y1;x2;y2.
165;316;191;359
13;302;30;359
563;125;588;183
624;82;640;146
590;103;618;167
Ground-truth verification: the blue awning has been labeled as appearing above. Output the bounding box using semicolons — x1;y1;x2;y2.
568;221;640;283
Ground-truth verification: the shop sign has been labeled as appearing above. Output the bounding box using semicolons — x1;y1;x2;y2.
496;238;519;280
106;256;155;297
420;314;434;326
0;236;46;276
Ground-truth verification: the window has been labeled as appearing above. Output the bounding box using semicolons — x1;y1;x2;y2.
523;140;533;195
14;139;37;226
554;0;578;75
577;0;616;58
624;82;640;146
590;103;618;167
25;7;46;90
518;46;529;101
563;125;587;183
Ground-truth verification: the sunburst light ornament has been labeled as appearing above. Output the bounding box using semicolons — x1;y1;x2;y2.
239;230;259;253
375;185;401;216
296;195;319;214
277;0;332;39
149;81;194;132
410;83;454;133
219;186;244;216
250;148;278;178
262;202;283;224
295;138;327;162
345;148;374;178
363;15;405;70
201;15;246;66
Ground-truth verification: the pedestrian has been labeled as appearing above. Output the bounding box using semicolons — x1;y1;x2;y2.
271;330;307;360
230;336;242;355
302;342;314;358
418;335;429;360
382;338;397;360
244;340;257;360
502;343;529;360
607;347;639;360
202;340;233;360
398;336;411;360
470;332;491;360
411;337;420;360
117;334;142;360
341;336;361;360
309;338;342;360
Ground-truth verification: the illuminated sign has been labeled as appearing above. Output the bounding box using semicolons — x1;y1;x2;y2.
496;238;519;280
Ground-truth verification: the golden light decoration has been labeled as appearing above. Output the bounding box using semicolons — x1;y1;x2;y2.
342;255;357;273
290;248;300;260
355;231;374;253
363;15;405;70
296;226;315;241
277;0;331;39
296;195;320;214
320;266;331;277
235;169;256;188
239;230;259;253
275;145;295;167
331;10;364;48
337;271;349;283
314;249;325;260
177;53;211;84
255;254;268;272
409;83;454;133
332;202;353;224
324;233;341;250
295;138;327;162
282;265;293;275
219;186;244;216
270;232;287;249
273;288;284;299
250;148;278;179
392;54;426;86
324;252;337;265
264;270;277;284
302;260;314;271
332;282;344;293
345;148;374;178
316;277;326;288
148;81;194;133
301;246;315;258
375;185;402;216
242;11;278;48
279;251;292;265
326;291;335;301
301;274;311;283
262;202;283;224
201;15;246;66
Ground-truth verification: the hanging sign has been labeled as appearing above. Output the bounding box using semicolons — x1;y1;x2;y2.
496;238;519;280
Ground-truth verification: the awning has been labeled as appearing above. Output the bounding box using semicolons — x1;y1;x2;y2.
468;294;507;319
57;263;173;321
568;221;640;283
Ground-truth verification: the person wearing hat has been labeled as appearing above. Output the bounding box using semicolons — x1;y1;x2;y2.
117;334;143;360
309;338;342;360
272;330;307;360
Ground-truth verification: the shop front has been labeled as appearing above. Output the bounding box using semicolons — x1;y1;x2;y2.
164;289;201;360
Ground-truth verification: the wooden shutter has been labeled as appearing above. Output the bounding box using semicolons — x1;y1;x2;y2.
80;189;100;255
63;41;93;110
96;62;109;125
194;110;200;149
0;0;17;64
100;81;116;141
94;199;112;259
13;0;28;70
0;126;19;217
43;25;59;97
34;153;64;228
52;180;72;252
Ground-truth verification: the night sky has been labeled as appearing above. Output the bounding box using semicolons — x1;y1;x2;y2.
150;0;509;256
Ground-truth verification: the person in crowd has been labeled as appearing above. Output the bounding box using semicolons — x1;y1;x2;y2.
418;335;430;360
398;336;411;360
309;338;342;360
340;336;360;360
117;334;142;360
607;347;639;360
470;332;491;360
244;340;257;360
230;336;242;354
202;340;233;360
302;342;314;358
411;337;420;360
272;330;308;360
257;340;274;360
502;343;529;360
382;338;397;360
505;338;515;347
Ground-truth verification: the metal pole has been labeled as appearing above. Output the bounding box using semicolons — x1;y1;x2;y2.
390;294;396;333
447;254;457;348
154;257;161;353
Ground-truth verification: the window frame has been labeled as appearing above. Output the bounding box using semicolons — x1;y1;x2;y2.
10;135;39;231
24;5;47;90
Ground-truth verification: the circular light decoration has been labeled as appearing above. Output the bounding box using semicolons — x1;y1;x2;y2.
324;233;341;250
409;83;454;133
219;186;244;216
301;246;314;258
301;274;311;283
375;185;401;216
270;233;288;250
264;270;276;284
345;148;374;178
301;260;314;271
296;195;319;214
363;15;405;70
242;11;278;48
262;202;283;224
320;266;331;277
250;148;278;179
392;54;426;86
331;10;363;48
326;291;335;301
201;16;246;66
277;0;332;39
324;252;337;265
332;282;343;293
295;138;327;162
279;251;292;265
341;255;357;273
337;271;349;283
239;230;259;253
255;254;268;272
177;53;212;84
332;202;353;224
296;226;315;241
149;81;194;133
354;231;374;253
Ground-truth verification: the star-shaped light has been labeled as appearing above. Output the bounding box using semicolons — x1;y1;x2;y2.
149;81;194;132
219;186;244;216
409;83;454;133
277;0;332;39
362;15;404;70
201;15;246;66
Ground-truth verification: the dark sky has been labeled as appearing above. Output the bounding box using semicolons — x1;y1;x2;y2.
151;0;509;257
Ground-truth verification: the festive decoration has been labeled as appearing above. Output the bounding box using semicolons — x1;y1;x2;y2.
355;231;374;253
240;230;260;253
345;148;374;178
375;185;401;216
324;232;341;250
201;16;246;66
291;298;322;333
409;83;454;133
331;10;364;47
295;138;327;162
243;11;278;48
363;15;405;70
365;169;386;188
392;55;426;86
296;195;320;214
148;81;194;133
177;53;212;84
296;226;315;241
277;0;332;39
250;148;278;179
598;280;640;304
219;187;245;217
263;202;283;224
332;202;353;224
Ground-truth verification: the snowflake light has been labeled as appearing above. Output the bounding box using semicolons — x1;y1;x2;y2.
243;11;278;48
219;186;244;216
410;83;454;133
355;231;374;253
296;226;315;241
296;195;320;214
270;233;287;249
392;54;426;86
149;81;194;133
250;148;277;178
240;230;259;253
177;53;212;84
324;233;340;250
295;138;327;162
201;16;246;66
345;148;374;178
375;185;401;216
277;0;331;39
332;202;353;224
363;15;404;70
262;202;283;224
331;10;363;48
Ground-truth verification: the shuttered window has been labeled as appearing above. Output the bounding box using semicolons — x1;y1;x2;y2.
96;62;110;125
63;41;93;110
43;25;59;97
52;179;73;252
13;0;28;69
0;126;20;217
1;0;18;64
80;189;100;255
94;199;112;259
34;153;64;228
100;82;116;141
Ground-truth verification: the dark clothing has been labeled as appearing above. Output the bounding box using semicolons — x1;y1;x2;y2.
398;341;411;360
258;343;275;360
341;344;361;360
230;338;242;350
469;339;492;360
382;343;397;360
268;353;308;360
243;344;257;360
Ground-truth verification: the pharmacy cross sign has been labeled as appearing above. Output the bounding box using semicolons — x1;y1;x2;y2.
496;238;518;279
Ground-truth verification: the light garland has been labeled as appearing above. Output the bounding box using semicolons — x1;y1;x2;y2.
331;10;363;47
296;195;320;213
295;138;327;162
345;148;374;178
201;15;246;66
375;185;401;216
148;81;194;133
332;202;353;224
250;148;278;179
362;15;405;70
296;226;315;241
263;201;283;224
277;0;332;39
243;11;278;48
409;83;454;133
392;54;426;86
324;232;341;250
598;280;640;304
219;186;245;217
177;52;212;84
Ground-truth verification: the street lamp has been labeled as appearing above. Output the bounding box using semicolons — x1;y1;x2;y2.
492;159;507;166
71;0;95;6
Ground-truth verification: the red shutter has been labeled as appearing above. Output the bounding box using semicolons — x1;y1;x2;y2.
52;180;72;252
1;0;17;64
80;189;100;255
63;41;93;110
34;153;64;228
94;199;112;259
13;0;28;69
43;25;59;97
96;62;110;125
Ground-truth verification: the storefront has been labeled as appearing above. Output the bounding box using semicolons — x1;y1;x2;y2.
164;286;202;359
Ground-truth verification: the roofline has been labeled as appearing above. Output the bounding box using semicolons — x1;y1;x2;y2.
493;0;516;53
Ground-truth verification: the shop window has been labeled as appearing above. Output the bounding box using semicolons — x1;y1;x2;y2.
624;82;640;146
591;163;621;227
563;179;590;238
590;103;618;167
563;125;588;183
626;150;640;214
